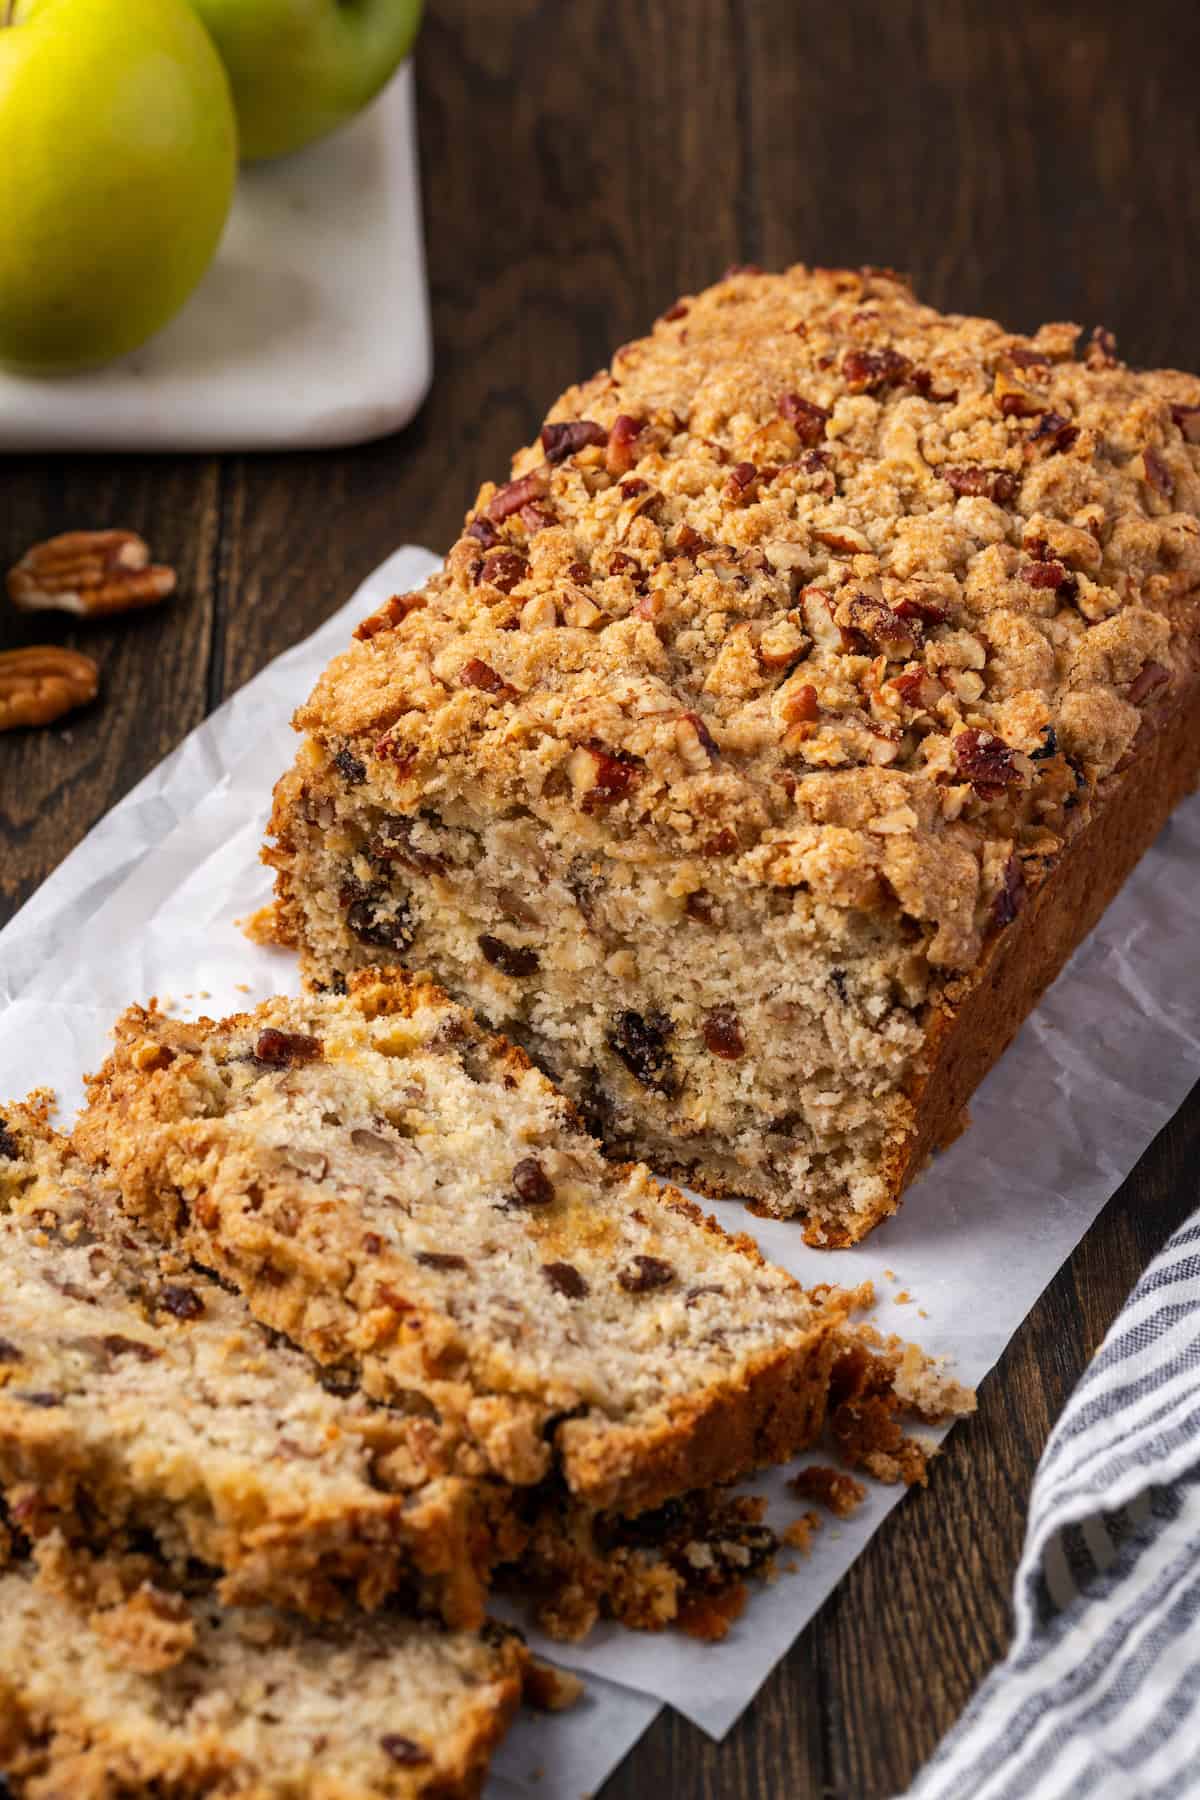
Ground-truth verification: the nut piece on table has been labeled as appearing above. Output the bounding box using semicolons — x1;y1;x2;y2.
0;645;99;730
8;531;176;618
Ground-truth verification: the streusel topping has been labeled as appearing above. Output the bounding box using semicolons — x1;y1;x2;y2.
299;266;1200;970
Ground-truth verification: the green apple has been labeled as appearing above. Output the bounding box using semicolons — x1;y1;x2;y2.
190;0;422;162
0;0;237;375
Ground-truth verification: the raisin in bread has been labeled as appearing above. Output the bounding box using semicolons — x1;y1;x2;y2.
263;264;1200;1243
0;1099;517;1628
0;1546;527;1799
76;970;848;1514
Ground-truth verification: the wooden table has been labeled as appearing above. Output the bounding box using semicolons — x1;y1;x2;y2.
3;3;1198;1792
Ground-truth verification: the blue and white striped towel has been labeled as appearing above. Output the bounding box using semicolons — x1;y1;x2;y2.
909;1211;1200;1800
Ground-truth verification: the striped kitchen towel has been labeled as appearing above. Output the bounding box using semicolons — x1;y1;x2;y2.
908;1212;1200;1800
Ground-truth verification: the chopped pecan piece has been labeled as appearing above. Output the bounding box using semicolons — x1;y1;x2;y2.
608;550;641;578
780;682;819;724
1084;325;1119;369
1031;411;1080;454
703;1006;745;1060
910;367;959;403
678;709;719;757
0;645;98;730
661;301;690;322
478;933;539;978
893;595;948;625
1029;724;1058;761
701;829;739;858
354;591;426;641
889;668;943;711
954;728;1022;796
1138;447;1174;499
942;465;1017;504
618;1254;675;1293
1127;660;1170;705
994;366;1044;417
476;550;529;594
569;741;642;812
1021;560;1074;592
991;855;1025;930
511;1158;556;1207
1171;402;1200;444
487;467;550;522
608;1010;676;1094
0;1121;17;1160
542;1261;588;1299
842;347;912;393
844;595;917;658
460;657;516;698
619;476;649;498
778;392;829;443
415;1251;468;1271
724;460;759;502
254;1028;322;1066
674;523;710;557
465;516;502;548
541;419;608;462
8;530;176;618
606;413;644;476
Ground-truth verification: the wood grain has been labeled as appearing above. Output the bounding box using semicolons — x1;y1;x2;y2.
2;1;1198;1793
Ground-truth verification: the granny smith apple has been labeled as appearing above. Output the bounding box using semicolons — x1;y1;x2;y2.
0;0;237;375
190;0;422;162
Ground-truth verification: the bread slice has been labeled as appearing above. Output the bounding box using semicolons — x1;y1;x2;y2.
0;1545;526;1800
263;263;1200;1245
76;969;847;1514
0;1100;518;1628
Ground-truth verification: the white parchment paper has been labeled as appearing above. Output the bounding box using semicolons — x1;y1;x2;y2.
2;545;1198;1797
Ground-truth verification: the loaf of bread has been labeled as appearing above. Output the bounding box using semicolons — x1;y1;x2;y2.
0;1545;527;1799
0;1099;517;1628
264;265;1200;1243
75;969;853;1515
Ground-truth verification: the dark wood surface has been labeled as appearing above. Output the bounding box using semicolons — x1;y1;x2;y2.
3;2;1198;1792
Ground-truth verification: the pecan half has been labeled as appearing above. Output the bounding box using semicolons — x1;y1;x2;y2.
8;531;175;618
0;645;99;730
541;419;607;462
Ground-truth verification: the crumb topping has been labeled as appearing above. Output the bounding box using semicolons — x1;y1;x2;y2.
300;265;1200;971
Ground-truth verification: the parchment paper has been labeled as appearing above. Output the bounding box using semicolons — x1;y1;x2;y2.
3;546;1197;1797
